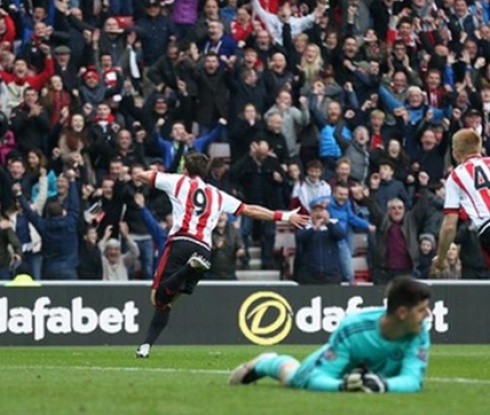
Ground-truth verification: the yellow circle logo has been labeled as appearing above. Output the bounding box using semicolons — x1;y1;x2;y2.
238;291;293;345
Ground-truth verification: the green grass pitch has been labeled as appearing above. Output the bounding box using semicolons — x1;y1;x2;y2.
1;345;490;415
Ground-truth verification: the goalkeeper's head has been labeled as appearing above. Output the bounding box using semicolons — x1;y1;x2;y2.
385;276;431;335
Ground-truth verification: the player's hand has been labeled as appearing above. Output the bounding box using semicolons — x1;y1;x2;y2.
429;256;445;277
341;370;365;392
361;373;387;393
285;208;309;229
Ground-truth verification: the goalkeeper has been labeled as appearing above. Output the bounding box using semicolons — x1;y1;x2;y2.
229;276;431;393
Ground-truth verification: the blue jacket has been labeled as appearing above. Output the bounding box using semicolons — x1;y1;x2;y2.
19;181;79;272
311;105;352;159
154;124;223;171
294;222;345;283
327;199;371;233
319;124;352;158
140;207;167;273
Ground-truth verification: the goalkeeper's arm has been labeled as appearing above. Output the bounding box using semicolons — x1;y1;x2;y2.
385;331;430;393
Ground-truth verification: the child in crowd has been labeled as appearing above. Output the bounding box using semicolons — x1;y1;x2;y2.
415;233;436;279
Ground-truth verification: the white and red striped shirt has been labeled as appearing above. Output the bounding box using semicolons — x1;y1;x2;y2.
151;172;244;249
444;156;490;230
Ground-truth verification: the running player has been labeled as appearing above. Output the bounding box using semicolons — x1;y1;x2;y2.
229;276;431;393
434;128;490;271
135;152;309;358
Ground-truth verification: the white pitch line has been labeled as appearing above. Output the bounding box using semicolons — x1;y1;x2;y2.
1;365;230;375
2;365;490;386
427;377;490;385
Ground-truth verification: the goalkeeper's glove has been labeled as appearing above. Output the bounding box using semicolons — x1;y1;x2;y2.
340;368;365;392
361;373;388;393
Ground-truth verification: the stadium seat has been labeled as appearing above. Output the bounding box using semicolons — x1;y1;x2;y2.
353;233;369;256
208;143;231;161
353;256;371;283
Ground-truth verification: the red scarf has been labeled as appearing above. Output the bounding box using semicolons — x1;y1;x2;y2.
93;114;115;124
370;133;383;150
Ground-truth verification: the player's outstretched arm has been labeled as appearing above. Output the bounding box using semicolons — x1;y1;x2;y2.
240;205;310;228
136;171;156;186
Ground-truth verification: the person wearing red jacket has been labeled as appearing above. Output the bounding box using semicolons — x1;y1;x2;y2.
0;10;15;51
0;43;54;115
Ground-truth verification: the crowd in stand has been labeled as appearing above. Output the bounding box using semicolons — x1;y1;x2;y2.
1;0;490;284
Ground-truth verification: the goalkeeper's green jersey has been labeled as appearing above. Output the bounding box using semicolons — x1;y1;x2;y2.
288;308;430;393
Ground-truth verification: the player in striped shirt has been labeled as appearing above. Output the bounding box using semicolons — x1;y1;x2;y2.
134;152;309;358
434;128;490;272
229;276;431;393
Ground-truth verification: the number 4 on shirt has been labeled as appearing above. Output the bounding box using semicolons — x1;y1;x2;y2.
474;165;490;191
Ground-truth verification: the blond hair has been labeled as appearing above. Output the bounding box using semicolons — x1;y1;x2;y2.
452;128;482;161
300;44;323;84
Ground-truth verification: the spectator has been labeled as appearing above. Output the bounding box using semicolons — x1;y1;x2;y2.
294;202;345;284
10;87;51;157
290;159;331;215
122;164;153;280
194;0;231;45
13;170;79;280
371;138;413;187
98;222;140;281
229;103;263;163
264;90;310;158
259;111;289;166
0;111;15;165
312;100;352;179
57;113;88;165
352;172;430;284
134;193;168;274
206;157;234;194
0;216;22;280
230;6;253;44
251;0;317;45
0;157;31;214
343;126;370;185
0;44;54;115
231;140;286;269
422;181;445;239
328;183;375;284
370;160;411;212
135;0;176;67
429;243;462;280
415;233;437;279
153;119;226;172
200;20;236;61
207;212;245;280
78;226;103;280
191;52;230;135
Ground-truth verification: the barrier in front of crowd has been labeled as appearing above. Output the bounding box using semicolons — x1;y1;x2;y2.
0;281;487;346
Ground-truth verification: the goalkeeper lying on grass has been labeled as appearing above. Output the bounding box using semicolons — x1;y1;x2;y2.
229;276;431;393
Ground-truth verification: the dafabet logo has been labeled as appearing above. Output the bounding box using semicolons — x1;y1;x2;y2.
238;291;293;345
238;292;449;345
